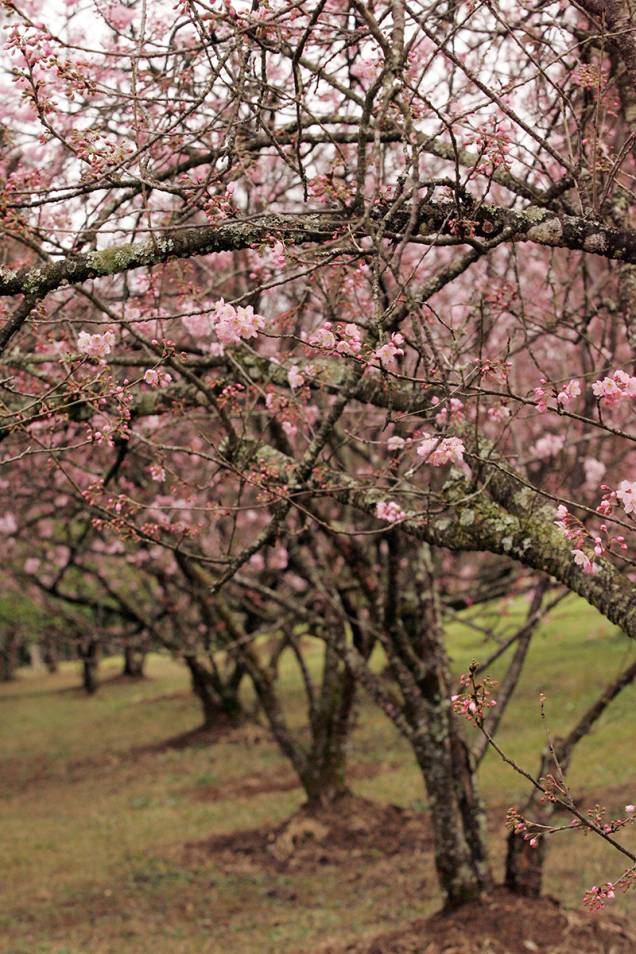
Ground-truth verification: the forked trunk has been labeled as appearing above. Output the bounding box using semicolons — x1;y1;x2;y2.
301;659;355;808
184;654;244;728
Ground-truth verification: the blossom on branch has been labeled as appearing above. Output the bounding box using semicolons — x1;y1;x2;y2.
77;331;115;361
417;434;465;467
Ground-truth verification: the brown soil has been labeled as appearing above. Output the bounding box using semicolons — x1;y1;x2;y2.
182;794;432;872
322;888;636;954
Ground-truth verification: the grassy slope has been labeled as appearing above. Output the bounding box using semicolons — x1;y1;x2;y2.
1;595;635;954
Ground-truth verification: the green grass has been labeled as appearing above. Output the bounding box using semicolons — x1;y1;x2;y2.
1;595;636;953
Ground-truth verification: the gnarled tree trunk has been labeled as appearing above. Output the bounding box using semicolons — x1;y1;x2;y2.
299;643;356;808
384;538;492;907
184;653;244;728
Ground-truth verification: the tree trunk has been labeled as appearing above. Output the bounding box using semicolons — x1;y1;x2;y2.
505;653;636;897
122;645;146;678
80;638;100;694
505;822;548;897
411;699;491;906
391;540;492;907
504;744;556;897
184;654;244;728
41;634;58;673
1;631;19;681
301;645;355;808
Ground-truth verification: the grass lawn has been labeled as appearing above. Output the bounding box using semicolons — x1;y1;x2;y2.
1;594;636;953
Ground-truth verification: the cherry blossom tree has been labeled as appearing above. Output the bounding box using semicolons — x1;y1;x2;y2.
2;0;636;912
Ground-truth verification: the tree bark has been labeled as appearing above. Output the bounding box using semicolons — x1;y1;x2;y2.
387;540;492;907
0;630;19;681
184;654;244;728
41;637;58;673
122;645;146;678
79;638;100;694
300;642;355;808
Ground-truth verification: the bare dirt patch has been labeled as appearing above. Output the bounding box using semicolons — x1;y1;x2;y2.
322;888;636;954
182;794;432;872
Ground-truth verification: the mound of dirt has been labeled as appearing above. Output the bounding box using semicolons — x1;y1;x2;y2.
182;795;432;872
325;888;635;954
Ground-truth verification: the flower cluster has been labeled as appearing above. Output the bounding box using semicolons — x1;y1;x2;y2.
432;396;464;425
583;457;606;487
463;118;513;175
592;369;636;408
144;368;173;388
505;808;539;849
213;299;266;346
0;513;17;535
616;480;636;515
372;333;404;367
532;433;564;459
557;379;581;406
148;463;166;482
417;434;465;467
582;882;616;912
77;330;115;361
451;672;497;724
307;322;363;355
201;183;235;224
571;548;599;575
287;366;305;390
375;500;406;523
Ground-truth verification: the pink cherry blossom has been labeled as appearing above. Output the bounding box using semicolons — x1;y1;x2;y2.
571;548;599;575
288;366;305;389
309;323;337;351
533;434;564;459
557;379;581;406
433;397;464;425
183;314;213;338
77;330;115;360
373;333;404;366
0;513;17;534
533;386;548;413
417;434;465;467
488;404;511;423
269;546;288;570
592;369;636;408
617;480;636;515
144;368;173;388
213;299;266;346
376;500;406;522
148;463;166;482
335;324;363;356
583;457;606;487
